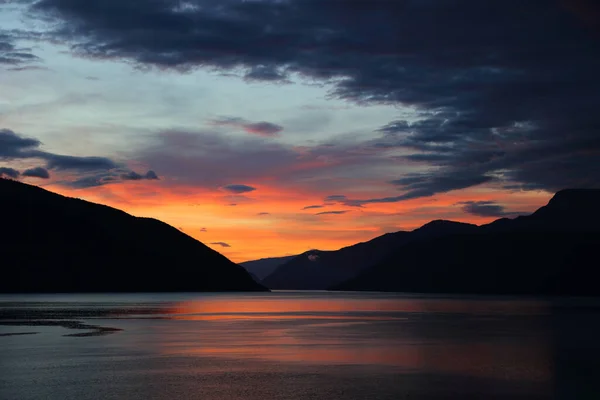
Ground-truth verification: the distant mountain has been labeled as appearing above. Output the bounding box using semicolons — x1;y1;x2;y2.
261;221;477;290
335;189;600;296
239;255;297;281
0;178;266;293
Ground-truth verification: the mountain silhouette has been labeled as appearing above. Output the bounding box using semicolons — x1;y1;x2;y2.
239;255;297;281
261;221;477;290
334;189;600;295
0;178;266;293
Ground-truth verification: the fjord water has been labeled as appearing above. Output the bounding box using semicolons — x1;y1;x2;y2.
1;292;600;400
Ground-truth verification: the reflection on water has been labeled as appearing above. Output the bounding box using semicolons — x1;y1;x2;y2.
1;291;600;399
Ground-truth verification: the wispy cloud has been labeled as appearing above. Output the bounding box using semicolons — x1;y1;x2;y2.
210;242;231;248
221;184;256;194
315;210;349;216
211;117;283;137
302;205;323;210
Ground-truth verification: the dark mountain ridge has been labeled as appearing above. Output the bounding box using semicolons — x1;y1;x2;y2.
261;230;412;290
0;178;266;293
261;220;480;290
335;189;600;296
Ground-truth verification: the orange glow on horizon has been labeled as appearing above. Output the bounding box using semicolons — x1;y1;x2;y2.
44;179;553;263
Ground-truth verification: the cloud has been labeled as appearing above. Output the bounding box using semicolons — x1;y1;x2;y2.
26;0;600;198
0;30;39;67
64;174;119;189
244;122;283;137
211;117;283;137
200;227;207;232
257;212;270;216
133;130;393;193
120;170;159;181
210;242;231;248
134;130;299;188
0;128;40;158
457;201;523;218
345;174;494;206
63;169;159;188
324;195;347;202
0;128;159;188
44;154;118;171
315;210;349;216
144;170;159;180
22;166;50;179
302;205;323;210
0;167;20;179
244;65;289;82
221;184;256;194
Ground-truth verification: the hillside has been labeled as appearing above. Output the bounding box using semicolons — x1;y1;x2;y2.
261;221;477;290
0;178;266;292
335;189;600;296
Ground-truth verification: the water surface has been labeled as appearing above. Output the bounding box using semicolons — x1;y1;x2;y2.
1;291;600;399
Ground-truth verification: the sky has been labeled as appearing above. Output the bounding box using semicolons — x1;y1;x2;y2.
1;0;599;262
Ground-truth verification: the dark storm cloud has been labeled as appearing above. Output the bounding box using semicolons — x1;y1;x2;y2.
211;117;283;137
210;242;231;248
22;166;50;179
221;184;256;194
0;167;20;178
458;201;511;218
0;29;39;67
315;210;348;216
27;0;600;199
0;128;158;188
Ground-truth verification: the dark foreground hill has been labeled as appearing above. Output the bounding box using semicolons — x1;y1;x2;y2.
0;178;266;293
334;189;600;296
261;220;477;290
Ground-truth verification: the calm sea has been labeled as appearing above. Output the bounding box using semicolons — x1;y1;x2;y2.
1;291;600;399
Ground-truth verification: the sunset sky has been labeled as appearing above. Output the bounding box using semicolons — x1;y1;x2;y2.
1;0;598;262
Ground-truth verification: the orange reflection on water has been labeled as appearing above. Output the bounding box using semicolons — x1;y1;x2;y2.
173;341;551;382
166;295;548;320
157;294;552;385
